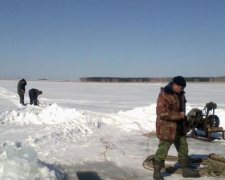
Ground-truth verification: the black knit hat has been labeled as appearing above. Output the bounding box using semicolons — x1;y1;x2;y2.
172;76;186;87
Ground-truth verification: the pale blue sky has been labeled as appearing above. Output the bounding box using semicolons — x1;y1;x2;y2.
0;0;225;80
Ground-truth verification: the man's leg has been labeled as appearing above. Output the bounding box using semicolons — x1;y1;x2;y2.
29;94;33;105
174;135;188;160
153;140;172;180
34;99;38;106
19;94;25;105
174;135;200;178
154;140;172;161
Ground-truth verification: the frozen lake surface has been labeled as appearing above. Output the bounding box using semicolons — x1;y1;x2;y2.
0;80;225;179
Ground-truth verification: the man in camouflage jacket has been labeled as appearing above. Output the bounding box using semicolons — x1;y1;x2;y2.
152;76;199;180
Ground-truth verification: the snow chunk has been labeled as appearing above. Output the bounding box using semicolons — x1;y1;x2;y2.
0;142;57;180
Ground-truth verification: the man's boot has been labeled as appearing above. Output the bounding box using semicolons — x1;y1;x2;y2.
179;158;200;178
153;159;164;180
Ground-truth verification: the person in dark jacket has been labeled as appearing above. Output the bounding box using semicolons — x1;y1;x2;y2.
29;88;42;106
152;76;200;180
17;78;27;105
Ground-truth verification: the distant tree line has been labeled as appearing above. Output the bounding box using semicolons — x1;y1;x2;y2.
80;76;225;83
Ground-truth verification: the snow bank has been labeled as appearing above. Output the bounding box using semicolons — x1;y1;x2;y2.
1;102;225;148
1;103;225;134
2;103;84;125
108;104;156;133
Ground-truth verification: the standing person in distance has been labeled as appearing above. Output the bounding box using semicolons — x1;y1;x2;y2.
29;88;42;106
17;78;27;105
152;76;200;180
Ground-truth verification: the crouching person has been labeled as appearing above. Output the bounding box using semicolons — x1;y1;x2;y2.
29;88;42;106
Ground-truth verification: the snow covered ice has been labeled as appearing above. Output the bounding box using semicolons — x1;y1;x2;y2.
0;80;225;180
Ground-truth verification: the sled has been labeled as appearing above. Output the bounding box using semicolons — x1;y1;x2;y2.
143;153;225;177
187;102;225;141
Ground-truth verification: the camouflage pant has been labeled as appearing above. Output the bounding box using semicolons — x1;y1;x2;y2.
154;135;188;161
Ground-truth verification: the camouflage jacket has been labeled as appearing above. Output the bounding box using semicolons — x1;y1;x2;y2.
156;83;186;141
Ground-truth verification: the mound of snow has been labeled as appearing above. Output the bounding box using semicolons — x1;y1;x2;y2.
1;104;105;145
107;104;157;133
2;103;85;125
